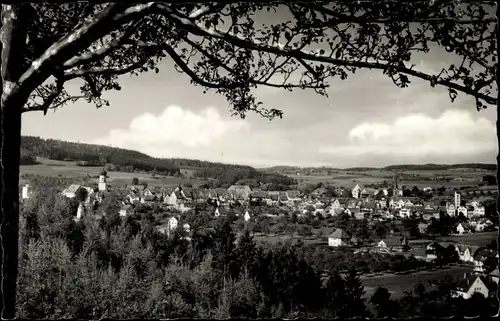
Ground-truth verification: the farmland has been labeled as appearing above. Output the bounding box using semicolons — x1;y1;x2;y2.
288;168;491;189
362;265;471;299
20;158;208;187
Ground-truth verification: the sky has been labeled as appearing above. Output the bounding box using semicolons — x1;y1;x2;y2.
21;6;498;169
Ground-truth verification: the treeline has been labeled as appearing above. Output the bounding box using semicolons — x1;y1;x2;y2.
20;136;296;186
21;136;180;175
193;162;297;187
384;163;496;171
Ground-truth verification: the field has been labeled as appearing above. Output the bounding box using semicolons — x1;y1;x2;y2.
407;231;497;248
289;168;491;189
361;265;471;299
20;158;208;187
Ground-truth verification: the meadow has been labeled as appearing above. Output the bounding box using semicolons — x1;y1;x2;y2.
361;265;471;299
20;158;207;187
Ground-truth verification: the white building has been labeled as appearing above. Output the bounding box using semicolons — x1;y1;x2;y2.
446;204;456;216
473;205;485;216
98;170;107;192
399;208;411;218
457;206;468;217
62;184;94;203
328;228;351;247
21;184;31;200
75;202;85;221
453;275;492;299
351;184;361;199
454;191;461;208
167;217;178;233
244;210;251;222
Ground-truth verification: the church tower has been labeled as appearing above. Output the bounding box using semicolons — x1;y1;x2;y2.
98;169;107;192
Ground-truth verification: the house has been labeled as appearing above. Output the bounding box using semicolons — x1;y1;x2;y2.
168;217;178;231
214;207;220;217
141;194;156;203
426;242;439;260
128;192;141;204
377;236;409;252
473;248;497;273
244;211;251;222
21;184;31;200
227;185;252;200
360;188;376;198
399;208;411;218
251;191;268;200
331;199;342;211
328;228;351;247
473;205;486;216
418;222;429;234
488;268;499;284
62;184;93;203
455;245;477;263
119;204;132;217
452;274;494;299
446;204;456;216
353;210;365;220
286;189;301;198
457;206;468;217
344;207;360;217
75;202;85;221
127;184;146;193
183;223;191;233
352;184;362;199
312;187;328;198
456;223;466;235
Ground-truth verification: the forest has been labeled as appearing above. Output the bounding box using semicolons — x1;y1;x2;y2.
20;136;296;187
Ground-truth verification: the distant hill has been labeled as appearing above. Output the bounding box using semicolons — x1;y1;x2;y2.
383;163;496;171
261;163;496;173
20;136;297;187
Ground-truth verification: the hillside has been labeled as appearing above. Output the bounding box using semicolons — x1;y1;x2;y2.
20;136;296;187
262;163;496;173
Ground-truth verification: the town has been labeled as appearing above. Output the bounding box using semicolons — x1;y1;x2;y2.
20;166;499;307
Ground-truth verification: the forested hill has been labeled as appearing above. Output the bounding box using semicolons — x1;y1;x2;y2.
383;164;496;171
20;136;297;187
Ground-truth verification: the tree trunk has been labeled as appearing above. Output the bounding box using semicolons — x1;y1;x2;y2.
496;0;500;266
1;4;30;317
0;95;22;319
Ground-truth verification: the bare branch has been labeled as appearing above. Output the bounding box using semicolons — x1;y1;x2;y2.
63;60;146;80
22;95;86;114
160;8;497;105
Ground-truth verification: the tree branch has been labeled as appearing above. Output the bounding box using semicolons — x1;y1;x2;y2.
63;60;146;80
22;94;86;114
302;3;496;24
62;20;139;70
161;8;497;105
18;2;160;94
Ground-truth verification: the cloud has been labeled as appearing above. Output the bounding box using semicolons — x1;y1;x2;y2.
92;105;249;150
320;109;496;157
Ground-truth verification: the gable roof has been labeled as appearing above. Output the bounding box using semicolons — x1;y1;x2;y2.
286;190;301;198
127;184;145;191
329;228;350;239
251;191;268;198
64;184;81;194
381;236;408;247
456;274;492;293
473;248;496;261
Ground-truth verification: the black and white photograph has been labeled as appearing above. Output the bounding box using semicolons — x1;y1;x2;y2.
0;0;499;319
